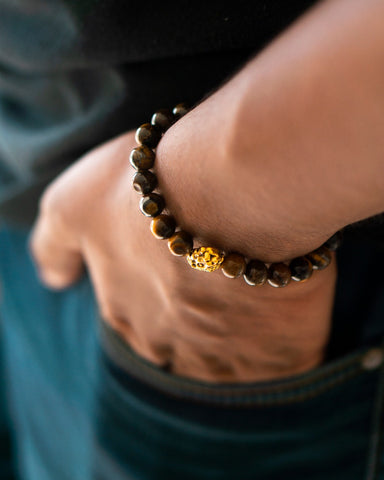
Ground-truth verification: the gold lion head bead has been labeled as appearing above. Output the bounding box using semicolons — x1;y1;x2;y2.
187;247;225;272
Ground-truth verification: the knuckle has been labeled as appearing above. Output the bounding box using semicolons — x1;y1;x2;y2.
38;268;73;290
35;184;76;246
38;178;76;231
39;183;65;223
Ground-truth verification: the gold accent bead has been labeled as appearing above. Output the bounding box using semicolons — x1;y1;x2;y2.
187;247;224;272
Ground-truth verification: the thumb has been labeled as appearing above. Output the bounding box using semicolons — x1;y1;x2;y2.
29;212;84;290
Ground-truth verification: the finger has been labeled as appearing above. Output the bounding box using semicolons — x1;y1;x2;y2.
29;214;84;290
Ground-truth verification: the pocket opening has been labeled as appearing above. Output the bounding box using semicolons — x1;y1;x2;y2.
100;319;384;408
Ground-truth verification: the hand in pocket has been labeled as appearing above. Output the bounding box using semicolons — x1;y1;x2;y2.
30;131;337;383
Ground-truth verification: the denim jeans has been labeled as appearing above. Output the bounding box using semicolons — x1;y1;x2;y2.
0;224;384;480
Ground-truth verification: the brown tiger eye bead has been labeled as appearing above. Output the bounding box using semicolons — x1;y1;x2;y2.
168;231;193;256
306;246;332;270
268;263;291;288
324;231;343;251
151;109;174;132
244;260;268;286
172;103;189;119
135;123;162;148
139;193;165;217
151;215;176;240
130;145;155;170
289;257;313;282
132;170;157;195
221;253;246;279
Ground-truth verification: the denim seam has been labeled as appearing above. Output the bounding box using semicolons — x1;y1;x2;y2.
100;320;379;407
104;354;367;407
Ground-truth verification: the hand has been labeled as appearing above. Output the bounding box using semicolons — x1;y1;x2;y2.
30;131;337;383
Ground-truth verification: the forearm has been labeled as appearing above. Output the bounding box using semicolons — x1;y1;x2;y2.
227;0;384;227
156;0;384;261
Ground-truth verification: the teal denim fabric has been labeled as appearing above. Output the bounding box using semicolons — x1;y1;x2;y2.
0;225;384;480
0;329;16;480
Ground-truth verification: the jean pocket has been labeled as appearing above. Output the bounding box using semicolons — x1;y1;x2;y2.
97;320;384;480
99;317;384;407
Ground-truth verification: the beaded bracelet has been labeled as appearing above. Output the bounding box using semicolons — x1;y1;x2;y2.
130;103;343;288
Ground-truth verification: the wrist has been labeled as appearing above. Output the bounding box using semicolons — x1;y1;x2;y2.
156;99;335;263
155;98;242;249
